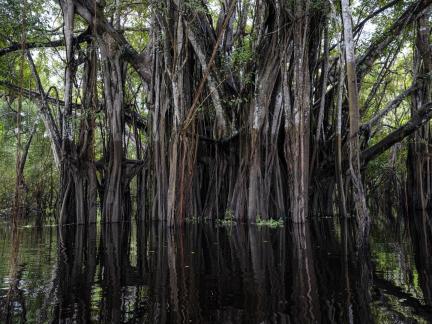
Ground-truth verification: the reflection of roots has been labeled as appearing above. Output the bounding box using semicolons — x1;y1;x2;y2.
0;227;26;323
0;265;26;322
373;276;432;321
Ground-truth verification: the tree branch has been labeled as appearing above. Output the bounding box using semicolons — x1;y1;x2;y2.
25;50;62;166
354;0;402;36
357;0;432;81
0;31;91;57
362;102;432;164
0;80;147;131
71;0;152;86
361;83;418;130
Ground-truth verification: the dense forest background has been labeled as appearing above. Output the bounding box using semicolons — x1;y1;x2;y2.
0;0;431;243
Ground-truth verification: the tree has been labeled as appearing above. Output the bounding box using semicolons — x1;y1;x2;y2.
341;0;370;245
0;0;431;248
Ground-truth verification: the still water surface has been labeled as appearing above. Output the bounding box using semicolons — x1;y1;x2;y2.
0;214;432;323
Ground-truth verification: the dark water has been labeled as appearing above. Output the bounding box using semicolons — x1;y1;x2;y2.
1;213;432;323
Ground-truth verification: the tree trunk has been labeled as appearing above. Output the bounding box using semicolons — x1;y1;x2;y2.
407;13;432;211
341;0;370;246
286;0;311;223
100;33;125;223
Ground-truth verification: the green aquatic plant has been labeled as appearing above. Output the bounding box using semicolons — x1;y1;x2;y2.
256;217;284;228
216;208;236;226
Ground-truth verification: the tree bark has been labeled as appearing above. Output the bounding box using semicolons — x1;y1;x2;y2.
341;0;369;247
288;0;311;223
100;32;126;223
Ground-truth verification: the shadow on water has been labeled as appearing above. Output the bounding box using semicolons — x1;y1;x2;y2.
0;213;432;323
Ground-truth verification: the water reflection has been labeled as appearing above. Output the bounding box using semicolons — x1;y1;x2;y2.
0;217;432;323
0;224;26;323
51;225;97;322
410;210;432;307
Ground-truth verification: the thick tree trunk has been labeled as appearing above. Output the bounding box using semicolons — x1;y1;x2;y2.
100;33;125;223
341;0;370;246
407;13;432;211
286;0;311;223
336;55;348;218
59;0;77;225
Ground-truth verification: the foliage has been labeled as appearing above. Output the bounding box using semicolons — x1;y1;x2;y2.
255;217;284;228
0;0;429;224
216;209;236;226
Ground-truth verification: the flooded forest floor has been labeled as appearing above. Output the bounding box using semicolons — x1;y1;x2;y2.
0;210;432;323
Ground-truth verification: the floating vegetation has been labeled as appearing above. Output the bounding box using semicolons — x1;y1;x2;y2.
256;217;284;228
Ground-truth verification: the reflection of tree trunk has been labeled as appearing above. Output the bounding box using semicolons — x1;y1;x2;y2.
126;222;396;322
151;223;168;323
341;216;353;323
52;225;97;322
249;226;286;320
167;227;179;316
354;248;373;323
100;224;128;323
290;223;321;323
248;226;265;316
1;226;26;323
409;209;432;305
136;217;149;274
